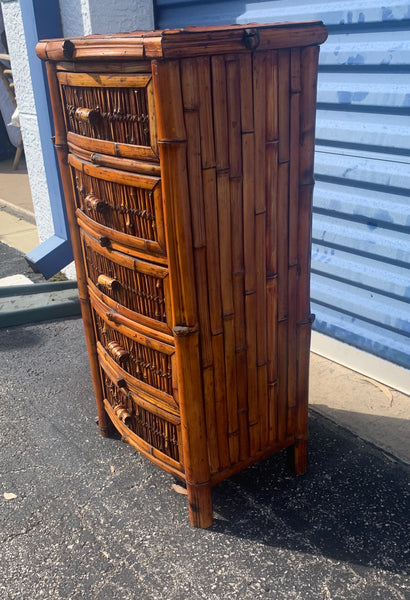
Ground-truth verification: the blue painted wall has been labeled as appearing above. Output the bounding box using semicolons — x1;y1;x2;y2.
156;0;410;368
19;0;73;278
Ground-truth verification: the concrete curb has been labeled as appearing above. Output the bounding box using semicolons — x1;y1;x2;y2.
0;280;80;328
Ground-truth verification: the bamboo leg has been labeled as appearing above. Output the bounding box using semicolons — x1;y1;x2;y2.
287;438;308;475
186;482;213;529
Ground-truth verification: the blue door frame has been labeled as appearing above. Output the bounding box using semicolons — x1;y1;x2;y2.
17;0;73;278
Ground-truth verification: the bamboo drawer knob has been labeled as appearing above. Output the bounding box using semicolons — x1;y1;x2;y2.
98;236;111;248
97;274;122;292
107;341;129;363
113;404;132;427
243;28;260;49
74;107;101;126
85;193;106;213
116;377;127;389
62;39;75;59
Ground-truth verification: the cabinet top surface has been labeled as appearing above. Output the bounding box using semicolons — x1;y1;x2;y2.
36;21;327;62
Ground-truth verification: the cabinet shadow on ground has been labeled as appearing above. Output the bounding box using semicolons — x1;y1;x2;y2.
209;411;409;575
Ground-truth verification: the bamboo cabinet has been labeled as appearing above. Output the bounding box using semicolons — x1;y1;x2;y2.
37;22;327;528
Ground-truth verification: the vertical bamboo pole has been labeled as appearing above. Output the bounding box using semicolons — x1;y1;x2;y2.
45;61;110;436
288;48;301;268
253;52;269;450
286;264;298;437
180;58;219;473
239;51;259;456
197;56;216;170
230;175;249;460
212;56;239;464
265;49;279;445
218;170;239;464
152;58;212;527
202;166;230;469
293;45;321;473
287;49;302;438
226;55;246;461
242;129;259;455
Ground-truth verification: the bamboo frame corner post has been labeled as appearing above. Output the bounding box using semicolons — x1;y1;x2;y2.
37;21;327;528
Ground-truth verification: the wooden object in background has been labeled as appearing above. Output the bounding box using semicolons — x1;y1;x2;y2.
37;21;327;528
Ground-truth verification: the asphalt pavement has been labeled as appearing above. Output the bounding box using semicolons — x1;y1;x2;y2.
0;241;409;599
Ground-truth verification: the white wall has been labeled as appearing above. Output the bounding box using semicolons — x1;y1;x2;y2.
0;8;19;148
60;0;154;36
2;1;53;243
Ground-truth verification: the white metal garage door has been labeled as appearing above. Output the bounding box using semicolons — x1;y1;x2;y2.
156;0;410;369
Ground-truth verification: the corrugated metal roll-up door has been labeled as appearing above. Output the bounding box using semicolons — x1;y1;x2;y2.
156;1;410;370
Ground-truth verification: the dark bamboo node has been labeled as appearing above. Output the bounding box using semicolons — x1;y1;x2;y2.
222;313;234;321
201;362;214;370
210;329;224;337
235;346;247;354
185;478;211;489
157;138;188;145
192;241;207;250
297;314;316;326
299;180;315;189
172;325;199;337
257;360;268;368
228;429;240;438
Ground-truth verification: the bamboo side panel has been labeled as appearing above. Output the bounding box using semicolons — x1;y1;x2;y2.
176;43;319;473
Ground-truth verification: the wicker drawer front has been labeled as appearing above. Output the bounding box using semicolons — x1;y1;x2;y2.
91;299;175;399
101;366;183;473
58;72;158;160
81;228;171;332
70;154;166;258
